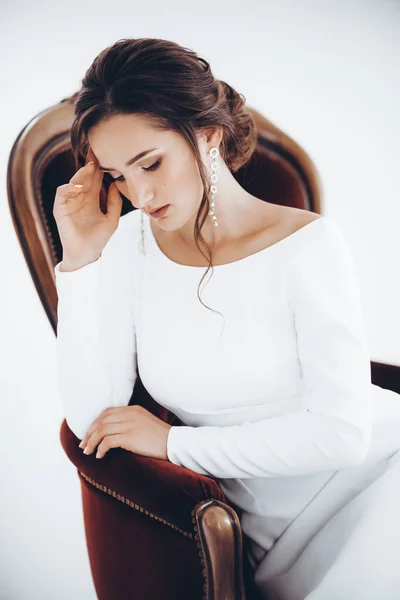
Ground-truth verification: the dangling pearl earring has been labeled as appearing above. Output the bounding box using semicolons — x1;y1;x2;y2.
208;146;219;227
140;147;220;255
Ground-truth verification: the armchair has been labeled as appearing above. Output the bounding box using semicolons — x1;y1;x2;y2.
8;95;400;599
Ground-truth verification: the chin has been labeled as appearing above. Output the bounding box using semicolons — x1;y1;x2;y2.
153;205;196;232
154;217;177;232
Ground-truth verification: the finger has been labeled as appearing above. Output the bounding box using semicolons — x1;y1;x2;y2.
74;153;104;195
53;183;87;212
85;147;103;186
82;422;130;455
79;407;133;448
85;146;97;165
57;182;86;195
84;428;123;455
79;417;102;448
69;160;97;187
97;433;126;459
90;159;105;193
105;182;122;221
79;422;96;449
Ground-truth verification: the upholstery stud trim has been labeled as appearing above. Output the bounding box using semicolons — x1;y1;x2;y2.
79;470;194;538
79;470;213;600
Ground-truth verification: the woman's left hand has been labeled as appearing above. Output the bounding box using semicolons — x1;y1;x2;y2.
78;405;173;461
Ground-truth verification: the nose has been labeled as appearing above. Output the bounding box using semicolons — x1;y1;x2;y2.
125;178;154;211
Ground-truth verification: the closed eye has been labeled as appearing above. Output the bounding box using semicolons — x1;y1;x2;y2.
111;159;161;182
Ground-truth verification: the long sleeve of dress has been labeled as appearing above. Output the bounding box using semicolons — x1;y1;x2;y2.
166;218;373;479
54;214;138;440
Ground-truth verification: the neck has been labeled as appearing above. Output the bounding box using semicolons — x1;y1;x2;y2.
177;163;257;250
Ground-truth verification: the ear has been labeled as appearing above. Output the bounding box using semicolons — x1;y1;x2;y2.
198;125;223;150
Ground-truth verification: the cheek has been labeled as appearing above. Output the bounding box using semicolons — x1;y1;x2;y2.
168;157;202;199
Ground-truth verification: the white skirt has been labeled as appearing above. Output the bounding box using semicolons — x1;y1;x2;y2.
243;390;400;600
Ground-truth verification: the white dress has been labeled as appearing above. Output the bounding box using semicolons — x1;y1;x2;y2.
54;208;400;600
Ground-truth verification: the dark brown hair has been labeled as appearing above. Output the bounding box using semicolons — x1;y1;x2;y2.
70;38;257;331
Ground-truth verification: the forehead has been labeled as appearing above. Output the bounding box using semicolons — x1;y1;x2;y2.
88;114;170;146
87;114;185;165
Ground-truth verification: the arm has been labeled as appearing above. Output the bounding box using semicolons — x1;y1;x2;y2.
167;218;373;479
54;214;137;440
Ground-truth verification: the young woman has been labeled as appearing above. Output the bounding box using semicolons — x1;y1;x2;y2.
53;37;400;599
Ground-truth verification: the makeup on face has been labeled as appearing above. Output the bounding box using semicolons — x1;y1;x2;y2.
148;204;170;219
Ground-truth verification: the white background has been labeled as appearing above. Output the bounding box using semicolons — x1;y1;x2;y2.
1;0;399;597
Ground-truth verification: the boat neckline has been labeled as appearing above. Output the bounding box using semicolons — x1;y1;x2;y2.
143;211;325;270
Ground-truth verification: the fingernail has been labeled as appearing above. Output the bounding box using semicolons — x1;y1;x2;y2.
83;447;89;454
87;161;95;168
78;441;84;448
73;184;83;188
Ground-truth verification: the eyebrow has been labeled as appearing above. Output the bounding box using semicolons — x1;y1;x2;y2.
98;148;159;172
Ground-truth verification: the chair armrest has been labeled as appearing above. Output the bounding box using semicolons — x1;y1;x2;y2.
193;499;247;600
60;419;256;599
60;418;227;534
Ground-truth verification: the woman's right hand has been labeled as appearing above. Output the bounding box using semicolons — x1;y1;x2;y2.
53;147;122;271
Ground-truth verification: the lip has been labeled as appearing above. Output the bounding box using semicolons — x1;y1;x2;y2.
146;204;170;218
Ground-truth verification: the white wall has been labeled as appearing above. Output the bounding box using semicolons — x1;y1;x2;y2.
1;0;399;597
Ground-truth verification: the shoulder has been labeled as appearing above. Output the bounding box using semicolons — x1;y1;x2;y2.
284;210;354;278
252;203;324;251
268;205;322;234
269;205;348;247
256;204;354;276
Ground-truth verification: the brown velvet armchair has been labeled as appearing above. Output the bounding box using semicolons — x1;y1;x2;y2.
8;95;400;600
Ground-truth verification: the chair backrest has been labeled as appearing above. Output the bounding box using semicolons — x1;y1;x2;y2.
7;94;323;335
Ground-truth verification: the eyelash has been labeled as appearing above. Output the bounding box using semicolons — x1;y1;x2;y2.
110;159;161;182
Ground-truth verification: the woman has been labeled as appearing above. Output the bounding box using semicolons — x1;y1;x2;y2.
53;38;400;599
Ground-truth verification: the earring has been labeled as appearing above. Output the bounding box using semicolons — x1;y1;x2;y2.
140;209;146;255
208;146;219;227
139;147;220;255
